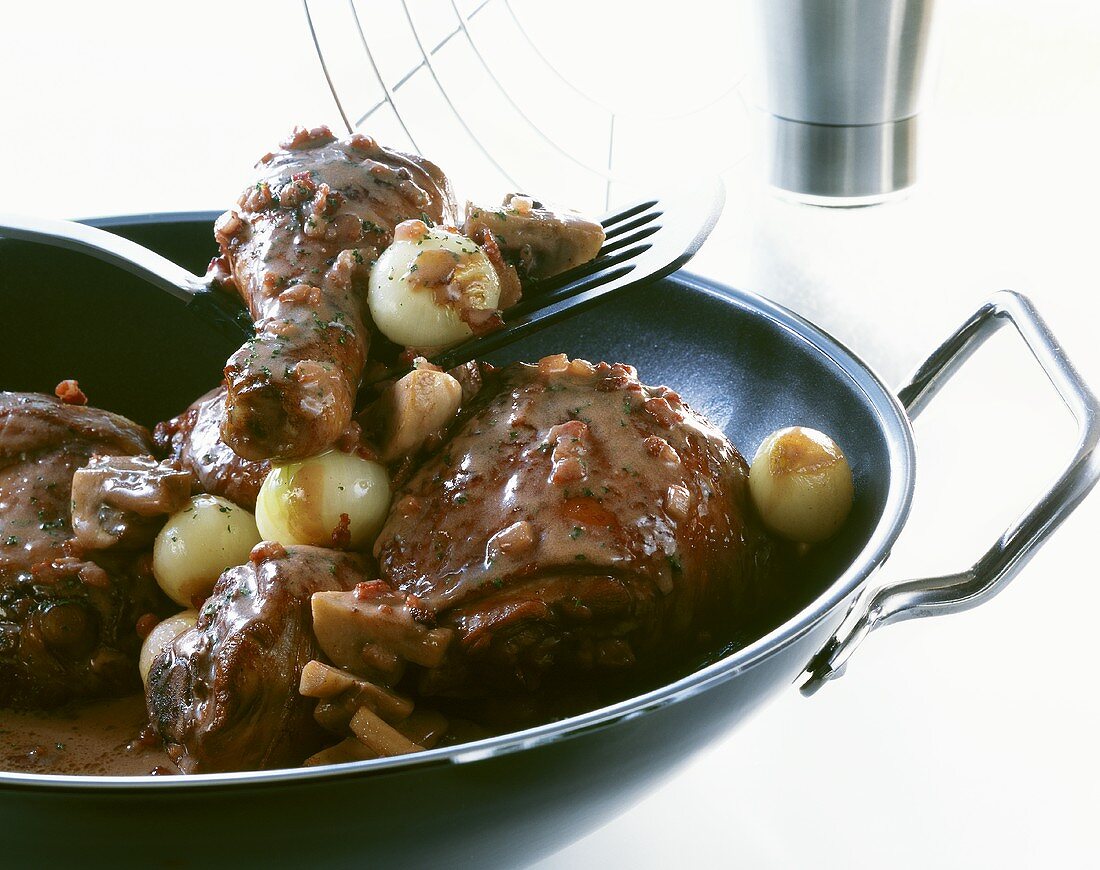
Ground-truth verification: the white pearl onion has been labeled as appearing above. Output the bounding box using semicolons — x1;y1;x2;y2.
749;426;854;543
153;495;261;607
368;224;500;347
255;450;391;551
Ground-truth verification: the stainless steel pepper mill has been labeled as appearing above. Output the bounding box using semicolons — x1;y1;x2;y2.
752;0;938;204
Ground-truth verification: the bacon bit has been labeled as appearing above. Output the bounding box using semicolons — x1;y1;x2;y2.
596;362;638;392
462;307;505;336
214;210;243;241
278;284;322;306
77;563;110;589
490;519;537;555
548;419;590;484
550;456;585;484
510;195;535;215
664;484;692;522
643;396;682;429
563;497;617;527
394;219;429;243
355;579;391;601
642;435;681;466
135;613;159;640
567;358;596;378
330;513;352;549
461;307;505;336
205;254;235;290
538;353;570;376
348;133;377;152
269;318;296;338
325;213;362;243
653;385;683;407
240;181;275;212
54;379;87;405
250;540;287;564
281;125;336;151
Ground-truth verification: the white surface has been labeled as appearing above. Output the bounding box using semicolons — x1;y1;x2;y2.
2;2;1098;867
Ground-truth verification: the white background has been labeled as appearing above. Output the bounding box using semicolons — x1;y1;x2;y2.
1;1;1098;867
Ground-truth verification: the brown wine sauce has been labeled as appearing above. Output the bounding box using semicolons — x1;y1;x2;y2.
0;695;171;776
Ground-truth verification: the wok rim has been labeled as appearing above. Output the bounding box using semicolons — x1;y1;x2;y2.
0;211;916;793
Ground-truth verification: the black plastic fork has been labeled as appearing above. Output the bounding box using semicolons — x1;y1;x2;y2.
431;179;725;370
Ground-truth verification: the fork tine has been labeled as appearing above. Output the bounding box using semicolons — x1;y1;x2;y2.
604;208;662;241
505;243;653;318
599;223;660;256
600;199;658;228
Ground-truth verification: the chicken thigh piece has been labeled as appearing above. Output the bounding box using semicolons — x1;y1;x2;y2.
215;125;458;461
146;545;364;774
374;357;776;698
0;392;168;708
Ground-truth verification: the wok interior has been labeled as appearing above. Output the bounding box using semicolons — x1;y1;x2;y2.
0;216;895;726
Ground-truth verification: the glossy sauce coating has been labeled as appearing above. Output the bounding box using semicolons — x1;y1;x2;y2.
146;545;364;773
0;695;169;775
216;125;457;461
375;359;772;695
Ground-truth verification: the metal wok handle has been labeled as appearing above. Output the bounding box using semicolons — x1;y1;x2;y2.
800;290;1100;695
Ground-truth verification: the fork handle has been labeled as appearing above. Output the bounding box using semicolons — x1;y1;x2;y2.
0;212;207;301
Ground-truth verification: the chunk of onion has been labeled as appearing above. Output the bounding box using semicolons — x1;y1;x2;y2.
139;610;197;686
748;426;854;543
368;225;500;347
255;450;390;550
153;495;261;607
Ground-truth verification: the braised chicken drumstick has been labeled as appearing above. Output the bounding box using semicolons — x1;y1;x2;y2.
215;125;457;461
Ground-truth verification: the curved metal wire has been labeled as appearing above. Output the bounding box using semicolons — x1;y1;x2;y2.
449;0;613;182
306;0;753;192
397;0;520;187
501;0;612;114
303;0;353;133
348;0;424;154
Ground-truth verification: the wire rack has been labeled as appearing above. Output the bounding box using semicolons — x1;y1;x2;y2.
304;0;751;214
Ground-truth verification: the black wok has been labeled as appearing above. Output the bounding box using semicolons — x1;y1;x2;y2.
0;214;1095;868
